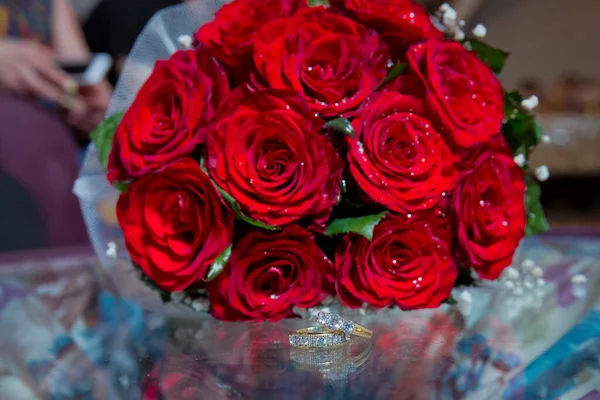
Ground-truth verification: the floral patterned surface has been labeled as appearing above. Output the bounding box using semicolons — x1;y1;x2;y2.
0;233;599;399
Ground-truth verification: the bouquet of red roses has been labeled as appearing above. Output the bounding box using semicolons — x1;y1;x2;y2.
90;0;549;321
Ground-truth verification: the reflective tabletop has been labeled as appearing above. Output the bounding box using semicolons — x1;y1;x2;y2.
1;232;599;399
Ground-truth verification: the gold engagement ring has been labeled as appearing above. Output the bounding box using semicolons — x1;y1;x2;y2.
288;326;350;349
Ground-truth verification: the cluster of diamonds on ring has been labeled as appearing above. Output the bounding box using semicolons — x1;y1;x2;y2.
316;311;355;334
289;331;348;348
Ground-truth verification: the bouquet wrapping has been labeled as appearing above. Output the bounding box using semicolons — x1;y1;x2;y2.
76;0;549;321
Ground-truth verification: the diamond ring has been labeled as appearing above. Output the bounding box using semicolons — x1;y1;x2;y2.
316;311;373;339
289;326;350;349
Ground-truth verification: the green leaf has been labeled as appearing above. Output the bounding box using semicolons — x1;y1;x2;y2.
445;296;458;305
325;212;387;241
382;62;407;84
468;39;509;74
308;0;329;6
325;118;356;138
204;245;232;282
524;177;550;235
199;157;279;231
220;187;279;230
113;181;129;193
89;112;124;168
160;292;171;303
502;90;542;156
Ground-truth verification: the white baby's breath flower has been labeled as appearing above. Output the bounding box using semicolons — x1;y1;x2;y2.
513;286;524;296
521;95;539;111
504;266;520;279
524;281;534;289
177;34;193;49
513;154;526;167
542;135;552;144
192;298;210;312
521;259;536;269
532;266;544;278
454;28;465;41
535;165;550;182
106;241;117;258
440;4;457;26
537;278;546;287
171;291;185;302
571;274;587;284
472;24;487;38
459;290;472;304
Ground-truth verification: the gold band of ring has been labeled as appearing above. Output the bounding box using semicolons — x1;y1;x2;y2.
289;326;350;349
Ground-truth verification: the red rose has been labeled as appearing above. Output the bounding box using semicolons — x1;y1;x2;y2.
335;215;457;309
253;8;389;117
205;89;343;229
117;159;233;291
107;49;229;183
194;0;305;81
208;226;333;321
452;144;526;280
334;0;442;61
406;40;504;149
347;92;457;214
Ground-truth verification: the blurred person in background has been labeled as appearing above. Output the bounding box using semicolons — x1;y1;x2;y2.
84;0;181;85
0;0;111;250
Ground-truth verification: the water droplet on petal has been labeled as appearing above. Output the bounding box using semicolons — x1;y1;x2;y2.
407;214;412;218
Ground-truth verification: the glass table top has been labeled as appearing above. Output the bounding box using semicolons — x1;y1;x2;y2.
0;232;599;399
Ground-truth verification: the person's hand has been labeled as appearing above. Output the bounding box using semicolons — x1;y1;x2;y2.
0;39;76;103
65;80;112;133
